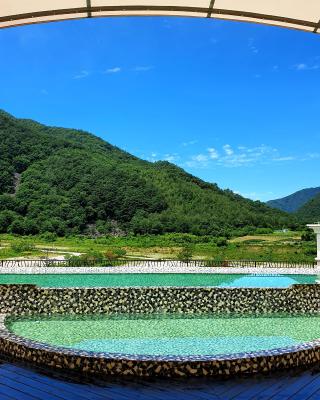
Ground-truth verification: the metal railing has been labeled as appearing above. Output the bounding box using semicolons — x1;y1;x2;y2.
0;259;316;269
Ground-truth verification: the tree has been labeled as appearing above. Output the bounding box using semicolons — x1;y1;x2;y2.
9;217;25;235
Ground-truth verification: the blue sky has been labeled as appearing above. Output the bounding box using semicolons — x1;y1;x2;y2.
0;16;320;202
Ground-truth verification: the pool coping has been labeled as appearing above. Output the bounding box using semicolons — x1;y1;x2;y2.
0;266;319;275
1;312;320;378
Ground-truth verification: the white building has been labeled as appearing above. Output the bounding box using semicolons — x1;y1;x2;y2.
307;224;320;267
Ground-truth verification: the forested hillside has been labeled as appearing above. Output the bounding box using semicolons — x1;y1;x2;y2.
0;110;295;236
295;193;320;222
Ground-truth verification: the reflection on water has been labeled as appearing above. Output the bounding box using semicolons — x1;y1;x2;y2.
220;275;299;288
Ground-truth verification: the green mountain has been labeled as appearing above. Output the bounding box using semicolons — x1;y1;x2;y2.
0;110;294;236
267;187;320;213
296;193;320;222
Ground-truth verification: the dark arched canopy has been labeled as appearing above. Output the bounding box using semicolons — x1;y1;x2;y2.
1;1;320;33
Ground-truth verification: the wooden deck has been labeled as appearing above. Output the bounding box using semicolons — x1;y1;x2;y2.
0;360;319;399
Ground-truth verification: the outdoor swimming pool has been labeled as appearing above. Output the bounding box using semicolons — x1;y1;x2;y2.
0;273;317;288
7;313;320;356
1;282;320;378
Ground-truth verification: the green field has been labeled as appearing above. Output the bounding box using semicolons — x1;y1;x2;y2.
0;231;316;263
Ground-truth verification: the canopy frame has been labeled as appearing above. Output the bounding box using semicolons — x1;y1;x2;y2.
0;1;320;33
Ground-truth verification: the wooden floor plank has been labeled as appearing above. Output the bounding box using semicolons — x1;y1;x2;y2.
148;378;234;398
135;387;218;400
1;360;320;400
237;383;287;400
283;374;320;400
306;388;320;400
268;373;320;400
1;364;116;399
233;374;297;400
0;367;104;400
186;379;242;396
219;375;280;399
0;384;18;400
0;375;62;400
218;382;258;398
0;378;40;400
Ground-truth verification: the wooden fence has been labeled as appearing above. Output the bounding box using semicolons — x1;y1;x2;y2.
0;259;316;269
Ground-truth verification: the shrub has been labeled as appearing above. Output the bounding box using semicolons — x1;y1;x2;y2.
304;248;316;256
40;232;57;242
216;237;228;247
104;248;127;261
10;241;35;253
177;245;193;262
301;230;315;242
255;228;274;235
114;248;127;258
66;251;104;267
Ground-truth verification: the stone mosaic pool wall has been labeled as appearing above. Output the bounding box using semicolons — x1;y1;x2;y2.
0;284;319;378
0;284;319;315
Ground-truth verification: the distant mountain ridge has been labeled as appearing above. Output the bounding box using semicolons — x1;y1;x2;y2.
0;110;294;236
267;187;320;213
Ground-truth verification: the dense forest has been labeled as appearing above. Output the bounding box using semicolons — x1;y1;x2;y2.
0;110;298;237
296;193;320;222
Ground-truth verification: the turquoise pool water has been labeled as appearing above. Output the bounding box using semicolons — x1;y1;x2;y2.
8;314;320;356
0;273;317;288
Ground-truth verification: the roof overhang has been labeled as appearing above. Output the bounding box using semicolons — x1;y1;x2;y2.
0;1;320;33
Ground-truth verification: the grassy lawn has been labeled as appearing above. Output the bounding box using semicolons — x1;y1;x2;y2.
0;231;316;263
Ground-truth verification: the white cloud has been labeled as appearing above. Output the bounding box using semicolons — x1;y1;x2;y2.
105;67;121;74
223;144;234;156
307;153;320;159
293;63;319;71
272;156;296;162
164;153;180;163
133;66;153;72
210;38;219;44
193;154;208;163
73;70;90;79
218;145;281;167
145;152;158;162
248;38;258;54
182;140;197;147
145;152;179;163
145;143;315;172
186;144;298;169
234;190;275;201
185;154;209;168
207;147;219;160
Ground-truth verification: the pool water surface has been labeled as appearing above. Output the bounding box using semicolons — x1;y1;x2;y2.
8;314;320;357
0;273;318;288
